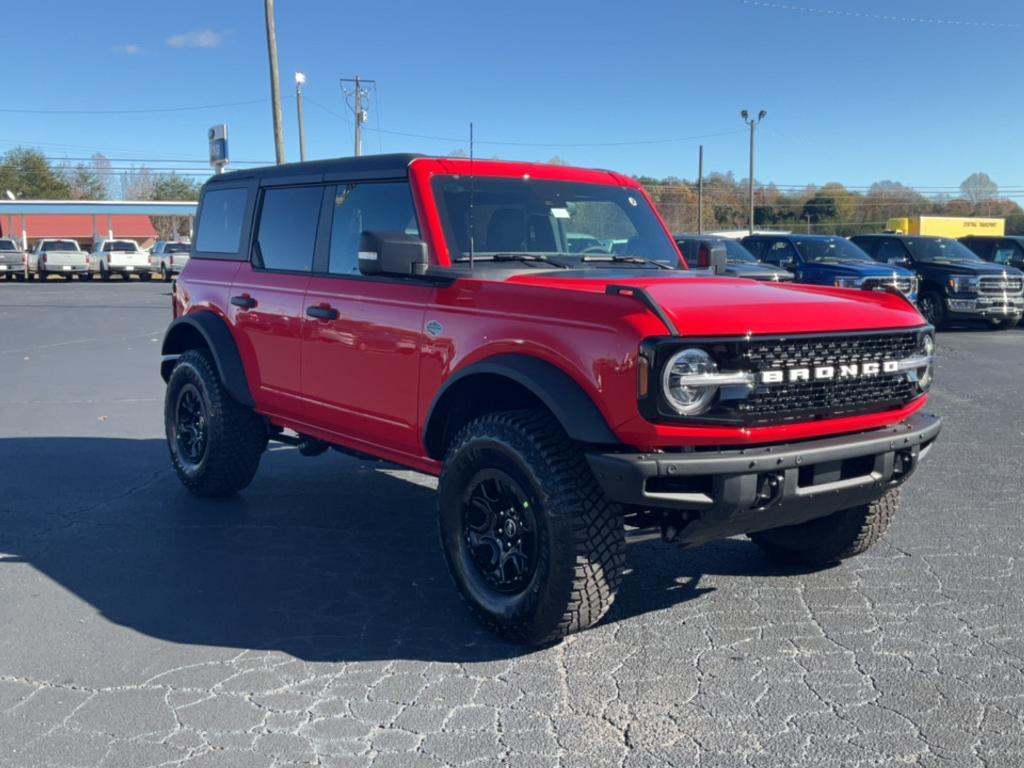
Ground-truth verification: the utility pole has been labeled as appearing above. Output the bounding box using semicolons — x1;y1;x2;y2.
263;0;286;164
697;145;704;235
295;72;307;162
340;76;374;156
741;110;767;235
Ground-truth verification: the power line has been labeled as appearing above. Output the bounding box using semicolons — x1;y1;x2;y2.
0;97;287;116
739;1;1021;29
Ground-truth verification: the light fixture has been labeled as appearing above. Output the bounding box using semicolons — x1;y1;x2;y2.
294;71;306;85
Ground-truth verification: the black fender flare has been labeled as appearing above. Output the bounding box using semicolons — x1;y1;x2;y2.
160;313;254;407
424;354;619;458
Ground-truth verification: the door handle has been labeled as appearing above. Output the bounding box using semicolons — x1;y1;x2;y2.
231;294;257;309
306;304;339;320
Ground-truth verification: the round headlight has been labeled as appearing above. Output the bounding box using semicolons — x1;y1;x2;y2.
662;348;719;415
919;333;934;391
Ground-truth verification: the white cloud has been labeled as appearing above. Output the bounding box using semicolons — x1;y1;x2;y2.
166;29;226;48
113;43;144;55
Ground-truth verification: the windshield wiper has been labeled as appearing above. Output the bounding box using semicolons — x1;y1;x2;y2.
579;254;674;270
455;252;568;268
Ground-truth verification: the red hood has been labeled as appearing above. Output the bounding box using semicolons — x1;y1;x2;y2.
505;274;926;336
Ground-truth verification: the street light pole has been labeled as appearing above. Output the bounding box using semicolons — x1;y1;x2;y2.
741;109;767;235
263;0;286;164
295;72;307;162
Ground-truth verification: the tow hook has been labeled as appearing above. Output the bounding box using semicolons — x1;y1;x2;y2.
754;472;785;509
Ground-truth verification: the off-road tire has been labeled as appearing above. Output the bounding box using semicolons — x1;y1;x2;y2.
165;349;266;496
749;487;900;566
437;409;625;645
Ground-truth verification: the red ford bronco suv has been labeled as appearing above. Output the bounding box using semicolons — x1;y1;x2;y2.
161;154;941;645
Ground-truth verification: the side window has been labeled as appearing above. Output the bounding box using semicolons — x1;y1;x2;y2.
195;187;248;254
853;238;877;257
993;241;1018;265
744;239;764;259
327;182;419;275
764;240;796;265
875;239;908;263
254;186;323;272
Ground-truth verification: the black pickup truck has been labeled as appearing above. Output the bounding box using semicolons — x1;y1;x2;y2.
851;233;1024;330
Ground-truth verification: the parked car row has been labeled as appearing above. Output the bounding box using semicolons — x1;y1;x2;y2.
673;232;1024;331
0;238;190;282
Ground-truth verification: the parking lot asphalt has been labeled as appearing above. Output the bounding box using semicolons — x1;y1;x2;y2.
0;281;1022;768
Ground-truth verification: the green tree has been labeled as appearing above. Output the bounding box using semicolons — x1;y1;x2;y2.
62;163;108;200
0;147;71;199
151;174;201;201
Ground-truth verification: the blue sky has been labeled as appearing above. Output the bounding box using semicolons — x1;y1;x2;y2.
3;0;1022;192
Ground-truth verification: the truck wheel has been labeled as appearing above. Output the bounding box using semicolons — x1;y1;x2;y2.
37;268;46;282
161;265;170;281
437;409;625;645
139;271;152;282
991;318;1019;330
918;292;945;329
165;349;267;497
100;265;110;281
749;487;900;566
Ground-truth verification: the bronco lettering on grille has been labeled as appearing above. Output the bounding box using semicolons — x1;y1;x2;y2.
759;360;899;384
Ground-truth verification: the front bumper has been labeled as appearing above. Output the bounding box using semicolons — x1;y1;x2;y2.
587;411;941;547
946;295;1023;319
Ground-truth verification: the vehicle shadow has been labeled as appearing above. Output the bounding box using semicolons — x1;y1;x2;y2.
0;437;807;663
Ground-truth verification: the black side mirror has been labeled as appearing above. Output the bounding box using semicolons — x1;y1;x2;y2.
696;243;728;275
358;231;429;277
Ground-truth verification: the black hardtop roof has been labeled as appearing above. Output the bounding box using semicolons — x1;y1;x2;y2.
745;233;847;241
207;153;425;184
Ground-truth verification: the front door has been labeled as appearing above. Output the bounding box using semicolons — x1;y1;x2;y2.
231;184;323;419
300;181;430;459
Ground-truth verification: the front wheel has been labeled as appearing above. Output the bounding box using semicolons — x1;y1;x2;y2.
165;349;267;496
437;409;625;645
991;317;1019;330
918;292;945;329
749;487;900;566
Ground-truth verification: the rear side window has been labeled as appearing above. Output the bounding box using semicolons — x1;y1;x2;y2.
328;182;419;275
255;186;323;272
195;188;247;254
874;239;907;263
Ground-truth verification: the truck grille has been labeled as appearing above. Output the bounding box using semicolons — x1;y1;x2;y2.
736;331;921;424
979;275;1023;296
861;276;916;297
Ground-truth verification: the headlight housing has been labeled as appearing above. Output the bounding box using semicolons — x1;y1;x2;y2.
834;276;864;289
662;348;720;415
947;275;979;293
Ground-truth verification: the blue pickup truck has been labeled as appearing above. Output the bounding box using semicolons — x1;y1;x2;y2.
742;234;918;303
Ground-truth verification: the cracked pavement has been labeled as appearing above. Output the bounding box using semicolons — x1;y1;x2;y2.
0;282;1022;767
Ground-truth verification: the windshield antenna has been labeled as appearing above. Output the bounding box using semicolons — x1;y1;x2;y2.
468;122;476;269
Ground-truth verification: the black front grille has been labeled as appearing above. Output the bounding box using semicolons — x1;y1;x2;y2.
979;276;1023;295
737;331;921;424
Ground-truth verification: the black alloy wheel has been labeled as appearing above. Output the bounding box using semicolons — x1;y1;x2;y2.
173;383;208;467
918;293;944;328
461;469;539;595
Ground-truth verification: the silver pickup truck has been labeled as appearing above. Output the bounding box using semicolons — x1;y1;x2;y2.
0;238;28;280
33;239;90;281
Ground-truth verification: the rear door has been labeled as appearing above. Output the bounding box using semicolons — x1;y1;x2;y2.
300;180;430;458
230;184;323;419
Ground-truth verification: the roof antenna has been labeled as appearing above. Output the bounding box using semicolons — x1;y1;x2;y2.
468;121;475;270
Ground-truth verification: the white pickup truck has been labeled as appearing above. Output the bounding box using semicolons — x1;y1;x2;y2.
33;239;90;281
91;239;152;281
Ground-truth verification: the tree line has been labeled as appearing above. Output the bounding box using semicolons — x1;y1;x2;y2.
635;170;1024;236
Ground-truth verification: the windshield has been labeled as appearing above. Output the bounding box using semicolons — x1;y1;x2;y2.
793;237;873;263
431;177;682;267
106;241;139;252
0;240;17;251
721;239;758;263
906;237;983;263
164;243;190;253
42;240;79;251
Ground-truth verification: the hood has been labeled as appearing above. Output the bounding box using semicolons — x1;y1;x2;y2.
922;261;1023;277
506;273;925;336
725;263;791;280
808;261;916;278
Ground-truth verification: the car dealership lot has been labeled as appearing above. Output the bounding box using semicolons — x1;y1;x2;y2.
0;282;1021;768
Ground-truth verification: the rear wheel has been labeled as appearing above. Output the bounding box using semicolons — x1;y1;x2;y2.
918;292;945;329
165;349;267;496
749;488;900;566
438;409;625;645
100;264;110;281
161;264;170;281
